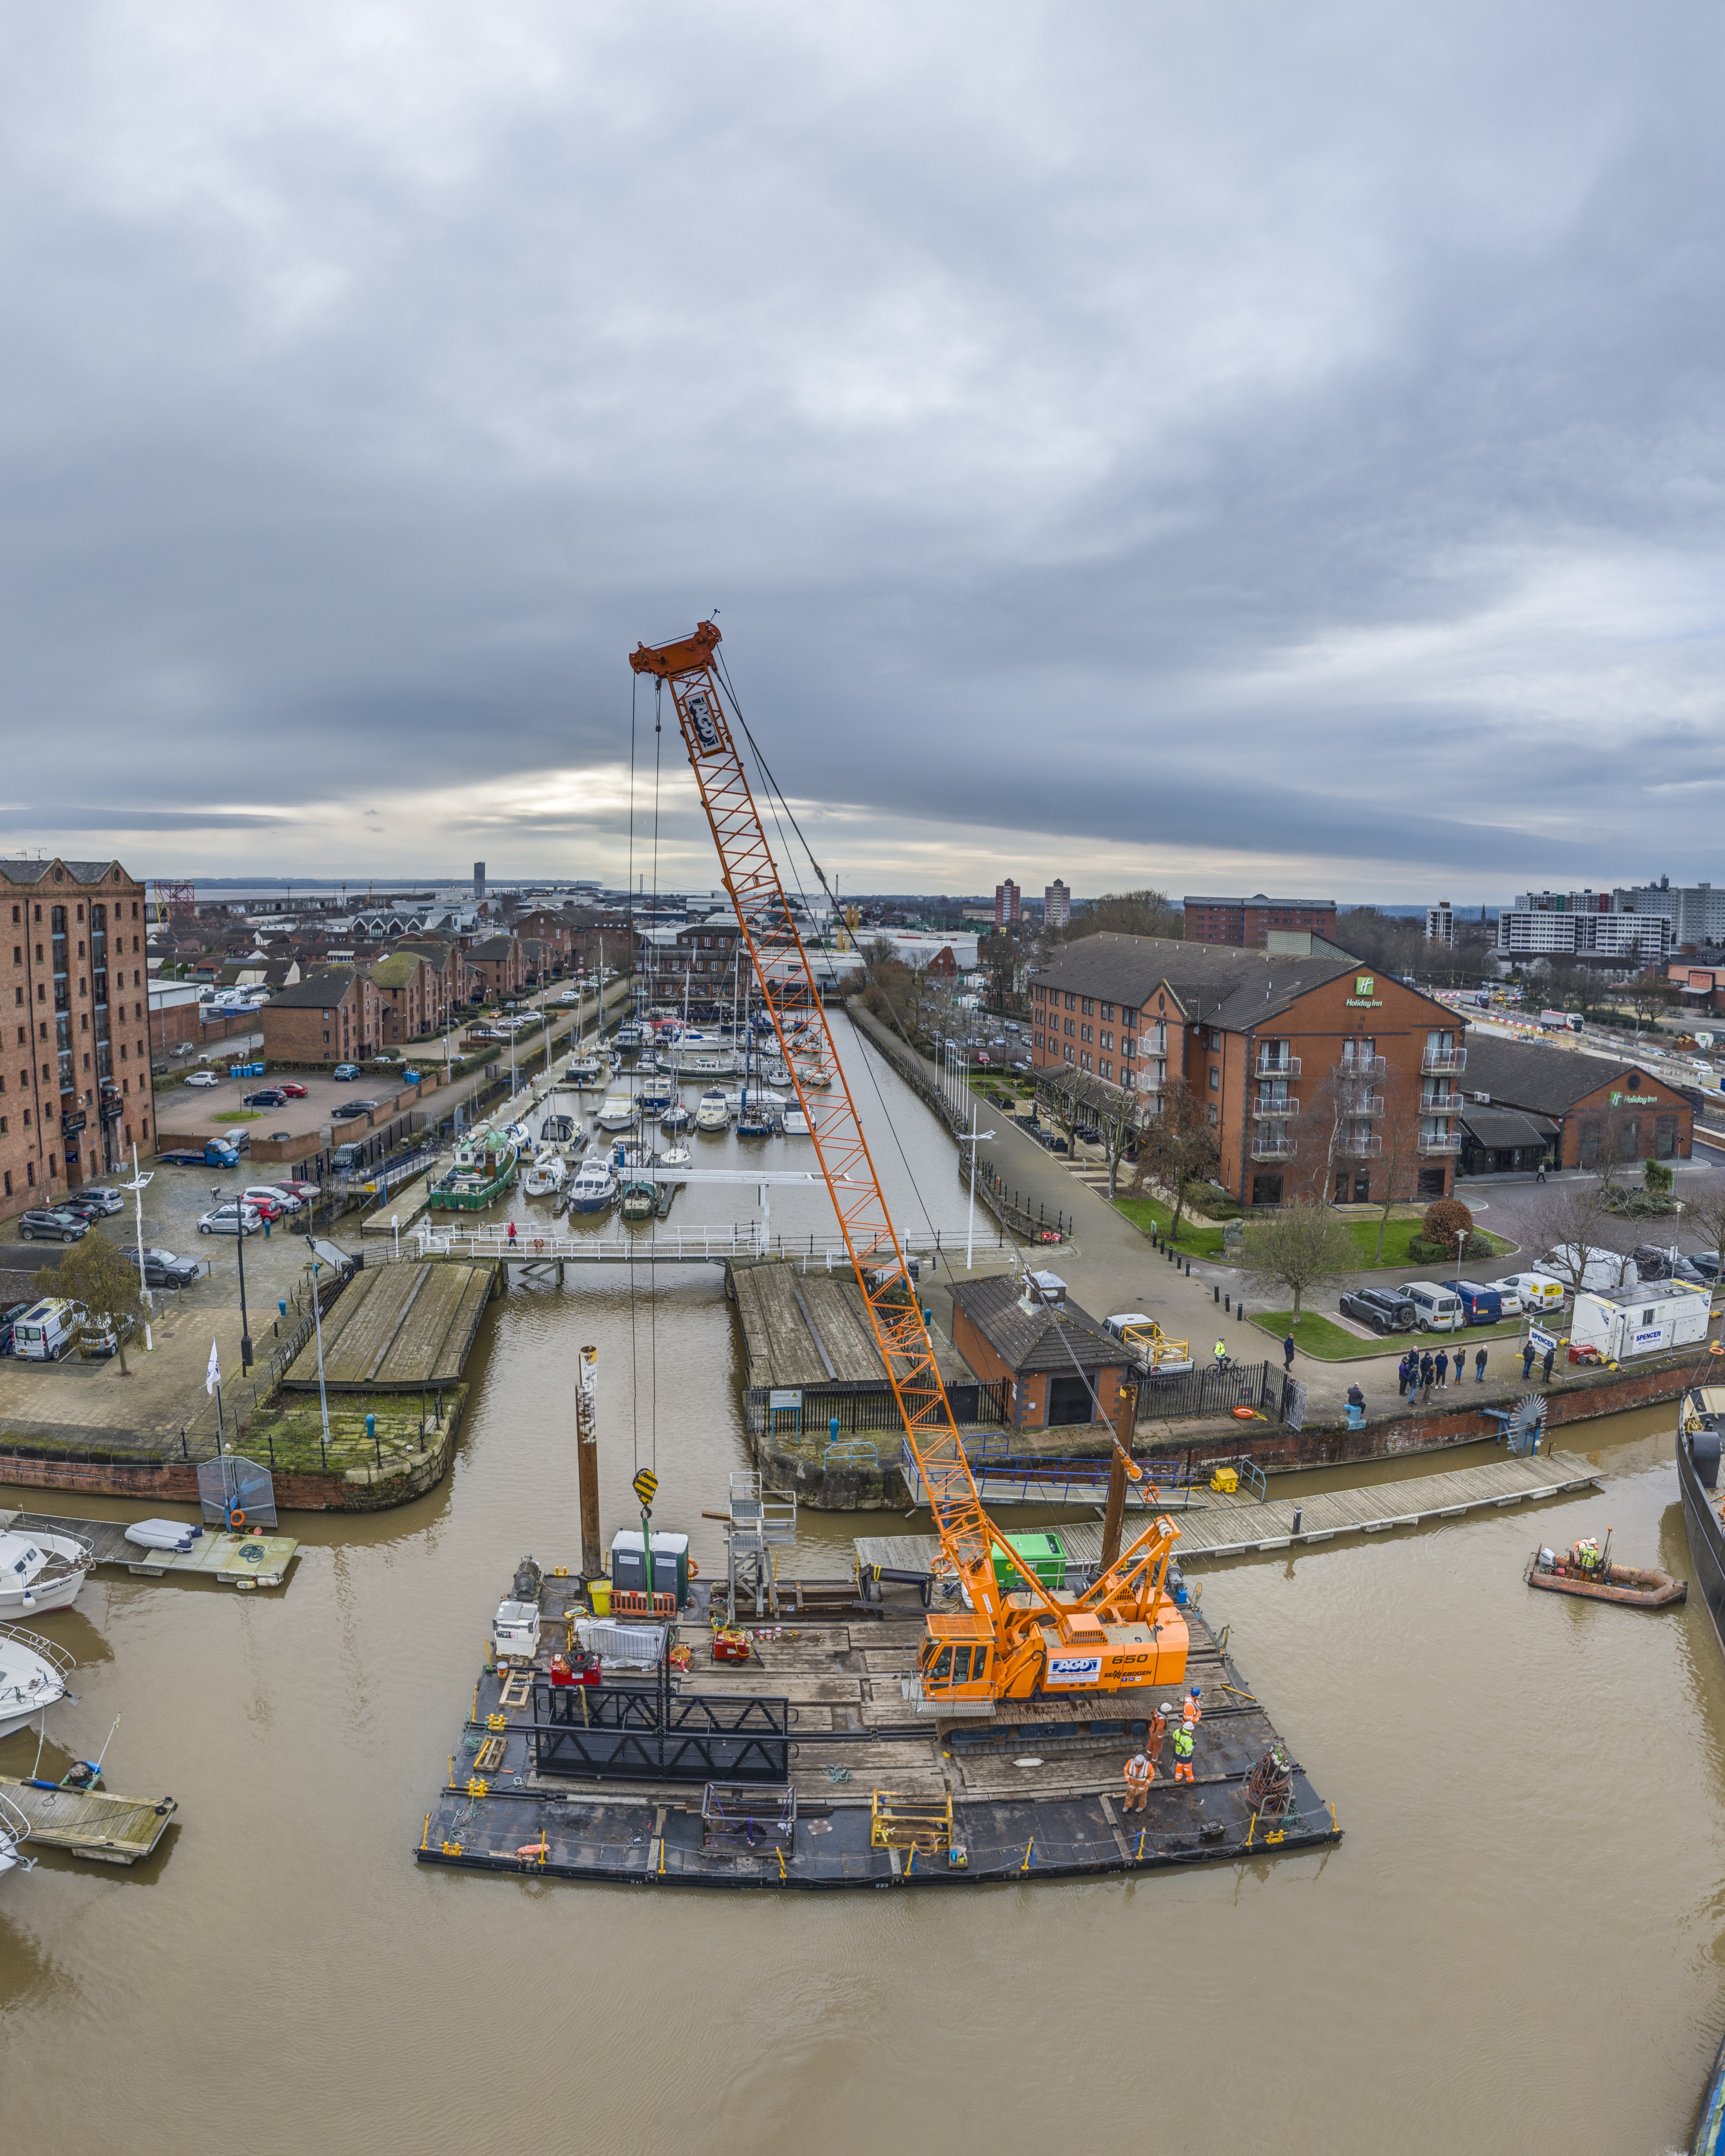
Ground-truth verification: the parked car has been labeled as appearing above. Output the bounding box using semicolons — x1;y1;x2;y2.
333;1064;361;1081
121;1246;201;1289
83;1186;126;1215
1690;1251;1724;1283
1493;1272;1567;1314
57;1194;113;1223
170;1041;197;1058
17;1207;90;1243
235;1190;284;1221
197;1203;262;1236
1395;1281;1466;1332
1441;1280;1504;1325
1338;1286;1418;1335
0;1300;32;1354
77;1312;136;1359
246;1185;303;1214
279;1081;308;1099
185;1069;221;1088
331;1102;369;1122
10;1297;87;1359
242;1088;288;1108
273;1179;322;1200
1631;1245;1710;1285
1540;1245;1638;1292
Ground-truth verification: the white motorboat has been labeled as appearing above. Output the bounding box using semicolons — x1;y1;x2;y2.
0;1788;31;1876
612;1022;645;1054
660;1142;693;1168
566;1156;618;1214
539;1112;581;1154
521;1147;568;1199
782;1105;812;1138
724;1084;787;1111
567;1050;604;1086
0;1622;75;1743
763;1059;793;1088
0;1528;94;1617
595;1092;639;1133
694;1088;731;1132
659;1101;691;1132
124;1518;198;1553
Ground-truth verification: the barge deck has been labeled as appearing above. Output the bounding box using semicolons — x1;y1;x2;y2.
416;1584;1338;1890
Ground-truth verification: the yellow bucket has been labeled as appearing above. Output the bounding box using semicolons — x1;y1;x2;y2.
589;1578;611;1617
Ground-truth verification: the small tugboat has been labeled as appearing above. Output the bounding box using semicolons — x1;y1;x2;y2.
1526;1534;1686;1609
428;1124;519;1211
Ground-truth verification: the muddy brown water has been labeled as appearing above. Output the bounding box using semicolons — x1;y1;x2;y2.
4;1027;1724;2153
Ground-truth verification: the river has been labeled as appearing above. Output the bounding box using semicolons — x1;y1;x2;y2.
2;1017;1721;2154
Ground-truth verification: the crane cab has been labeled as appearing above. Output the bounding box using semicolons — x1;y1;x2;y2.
918;1612;994;1705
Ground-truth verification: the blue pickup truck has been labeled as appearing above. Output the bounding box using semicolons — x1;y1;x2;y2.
158;1139;240;1169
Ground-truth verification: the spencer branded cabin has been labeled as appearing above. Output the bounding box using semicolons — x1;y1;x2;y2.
1569;1284;1710;1364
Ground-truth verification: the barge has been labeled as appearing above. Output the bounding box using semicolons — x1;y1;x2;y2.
427;1125;518;1211
415;1568;1339;1891
1678;1382;1725;1659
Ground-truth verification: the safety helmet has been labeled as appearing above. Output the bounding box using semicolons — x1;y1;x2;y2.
1159;1701;1175;1713
1189;1685;1201;1697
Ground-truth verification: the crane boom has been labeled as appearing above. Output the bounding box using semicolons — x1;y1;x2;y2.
630;623;1186;1710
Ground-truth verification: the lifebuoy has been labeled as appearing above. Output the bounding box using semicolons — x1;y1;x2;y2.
229;1509;246;1527
533;1237;545;1252
1230;1407;1255;1422
687;1559;699;1578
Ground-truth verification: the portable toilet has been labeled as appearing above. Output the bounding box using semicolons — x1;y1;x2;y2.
992;1530;1065;1594
609;1528;690;1603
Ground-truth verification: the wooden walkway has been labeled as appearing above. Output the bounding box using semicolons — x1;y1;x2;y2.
731;1256;971;1392
857;1448;1603;1573
281;1258;493;1392
0;1775;177;1863
0;1509;299;1589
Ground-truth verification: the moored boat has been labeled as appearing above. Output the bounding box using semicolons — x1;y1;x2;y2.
1526;1539;1686;1608
521;1147;568;1199
567;1050;604;1086
565;1156;617;1215
659;1101;691;1133
619;1175;658;1223
0;1529;94;1618
1678;1382;1725;1656
595;1092;639;1133
0;1622;75;1742
694;1088;731;1132
428;1125;518;1211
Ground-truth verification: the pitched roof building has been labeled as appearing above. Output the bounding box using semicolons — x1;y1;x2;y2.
948;1271;1129;1432
262;967;382;1067
1455;1034;1692;1173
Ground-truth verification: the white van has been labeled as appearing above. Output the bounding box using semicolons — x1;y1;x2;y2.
1493;1272;1567;1317
1396;1281;1465;1333
11;1299;86;1361
1541;1245;1638;1294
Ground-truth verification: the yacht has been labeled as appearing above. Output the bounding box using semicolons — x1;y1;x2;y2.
567;1048;604;1086
538;1112;581;1154
595;1091;639;1133
782;1105;813;1138
659;1101;691;1133
565;1155;618;1215
612;1021;645;1055
0;1622;75;1742
521;1147;568;1199
695;1088;731;1132
0;1528;93;1618
639;1073;675;1116
659;1141;692;1168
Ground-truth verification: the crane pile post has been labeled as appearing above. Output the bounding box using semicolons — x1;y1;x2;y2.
628;623;1187;1711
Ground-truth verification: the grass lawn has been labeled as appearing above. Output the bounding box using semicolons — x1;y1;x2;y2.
1113;1197;1230;1259
1250;1309;1530;1361
213;1109;262;1123
1341;1217;1514;1270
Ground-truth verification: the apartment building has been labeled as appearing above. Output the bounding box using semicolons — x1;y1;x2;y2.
262;968;382;1067
0;857;155;1214
463;934;526;1004
1616;878;1725;949
1496;900;1671;966
994;880;1021;929
1030;933;1465;1206
1182;894;1338;948
369;952;445;1043
1043;880;1071;930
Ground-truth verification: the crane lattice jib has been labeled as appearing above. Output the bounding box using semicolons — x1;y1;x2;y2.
629;623;1059;1633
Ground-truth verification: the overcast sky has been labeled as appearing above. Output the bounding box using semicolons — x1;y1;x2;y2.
3;2;1722;903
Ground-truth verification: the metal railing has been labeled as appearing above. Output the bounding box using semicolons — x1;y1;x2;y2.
1336;1133;1383;1157
746;1378;1010;1438
410;1221;1008;1267
1419;1134;1463;1155
1342;1094;1385;1117
1251;1137;1296;1161
1421;1091;1463;1114
1252;1094;1300;1119
1254;1053;1301;1078
1422;1047;1467;1074
1341;1054;1387;1078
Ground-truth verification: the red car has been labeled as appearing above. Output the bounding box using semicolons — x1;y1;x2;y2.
238;1188;287;1221
278;1081;308;1099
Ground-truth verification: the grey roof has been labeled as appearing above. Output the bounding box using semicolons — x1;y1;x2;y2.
0;857;128;886
467;935;517;961
1459;1034;1688;1117
267;968;359;1009
950;1274;1121;1375
1035;933;1356;1028
1459;1105;1558;1150
1182;893;1335;908
395;940;453;972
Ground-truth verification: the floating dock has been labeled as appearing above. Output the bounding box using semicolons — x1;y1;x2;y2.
0;1509;299;1590
415;1580;1337;1890
872;1448;1603;1570
0;1776;177;1864
280;1257;495;1393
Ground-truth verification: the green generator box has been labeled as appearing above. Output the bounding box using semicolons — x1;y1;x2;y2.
993;1530;1065;1594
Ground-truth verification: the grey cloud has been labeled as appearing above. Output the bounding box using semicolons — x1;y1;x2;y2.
1;3;1723;892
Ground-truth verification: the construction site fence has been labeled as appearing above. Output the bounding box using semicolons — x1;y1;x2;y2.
746;1376;1011;1439
1131;1359;1283;1424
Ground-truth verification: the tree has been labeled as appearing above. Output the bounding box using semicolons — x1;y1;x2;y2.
1421;1197;1475;1260
1131;1075;1221;1242
1238;1201;1359;1320
1681;1184;1725;1291
1062;889;1182;944
34;1237;145;1376
1035;1066;1142;1198
1299;1054;1426;1262
1623;969;1677;1033
1521;1181;1634;1293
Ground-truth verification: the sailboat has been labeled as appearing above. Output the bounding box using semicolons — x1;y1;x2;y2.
521;1146;568;1199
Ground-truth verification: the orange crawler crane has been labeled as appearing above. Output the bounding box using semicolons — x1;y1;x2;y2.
630;623;1188;1715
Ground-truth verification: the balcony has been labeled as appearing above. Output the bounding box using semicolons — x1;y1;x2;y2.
1255;1052;1301;1078
1342;1094;1386;1117
1251;1135;1296;1161
1337;1132;1383;1157
1422;1046;1467;1075
1419;1134;1463;1155
1252;1094;1300;1120
1422;1091;1463;1115
1341;1053;1387;1079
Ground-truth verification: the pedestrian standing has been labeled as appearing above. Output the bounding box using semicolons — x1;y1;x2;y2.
1536;1158;1547;1184
1435;1347;1449;1389
1183;1686;1203;1729
1147;1703;1171;1766
1522;1339;1536;1381
1475;1345;1487;1383
1397;1352;1411;1398
1542;1343;1556;1384
1122;1746;1153;1813
1283;1332;1296;1371
1419;1350;1435;1400
1172;1722;1196;1783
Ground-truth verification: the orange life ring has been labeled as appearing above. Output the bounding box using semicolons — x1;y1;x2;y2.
687;1558;699;1578
533;1236;545;1252
230;1509;246;1526
1230;1406;1255;1422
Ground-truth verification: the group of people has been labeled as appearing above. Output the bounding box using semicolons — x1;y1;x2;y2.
1121;1685;1204;1810
1398;1344;1489;1398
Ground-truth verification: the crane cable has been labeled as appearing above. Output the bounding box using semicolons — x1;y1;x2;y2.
714;648;1118;1433
648;679;663;1473
626;671;640;1475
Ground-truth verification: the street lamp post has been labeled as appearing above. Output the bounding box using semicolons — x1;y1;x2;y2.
956;1101;997;1271
303;1237;331;1468
216;1182;254;1373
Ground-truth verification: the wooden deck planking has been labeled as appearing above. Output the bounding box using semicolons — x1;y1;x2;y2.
731;1256;970;1392
856;1450;1602;1572
0;1509;298;1589
0;1775;176;1863
430;1267;495;1385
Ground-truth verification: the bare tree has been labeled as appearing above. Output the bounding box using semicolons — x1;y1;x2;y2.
1520;1181;1634;1293
1130;1075;1219;1241
1238;1201;1359;1320
1680;1183;1725;1291
1062;889;1183;944
1623;969;1677;1035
